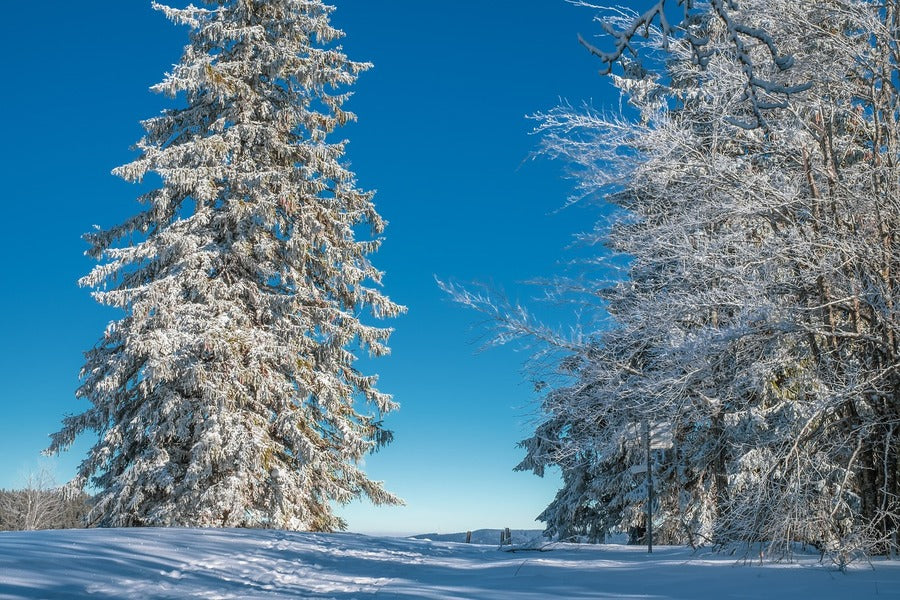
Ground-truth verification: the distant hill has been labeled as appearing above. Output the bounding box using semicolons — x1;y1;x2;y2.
411;528;548;546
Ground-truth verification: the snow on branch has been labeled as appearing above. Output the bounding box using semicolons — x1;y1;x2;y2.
436;278;583;355
573;0;810;129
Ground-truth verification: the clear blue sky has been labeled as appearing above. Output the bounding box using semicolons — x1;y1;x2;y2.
0;1;616;534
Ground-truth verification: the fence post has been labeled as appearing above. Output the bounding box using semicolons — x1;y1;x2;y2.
643;419;653;554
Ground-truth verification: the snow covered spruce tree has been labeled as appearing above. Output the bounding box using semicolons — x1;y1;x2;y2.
47;0;404;530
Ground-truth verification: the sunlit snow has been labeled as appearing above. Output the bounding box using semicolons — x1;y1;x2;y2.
1;528;899;599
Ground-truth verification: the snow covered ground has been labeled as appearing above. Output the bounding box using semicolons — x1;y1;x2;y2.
1;528;899;599
411;528;548;546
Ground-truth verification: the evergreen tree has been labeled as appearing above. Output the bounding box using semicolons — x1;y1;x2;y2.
47;0;403;530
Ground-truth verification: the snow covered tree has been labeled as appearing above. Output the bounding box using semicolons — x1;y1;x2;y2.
530;0;900;559
452;0;900;560
719;0;900;560
47;0;404;531
573;0;802;128
0;469;89;531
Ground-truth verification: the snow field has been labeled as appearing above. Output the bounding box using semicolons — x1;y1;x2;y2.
1;528;900;599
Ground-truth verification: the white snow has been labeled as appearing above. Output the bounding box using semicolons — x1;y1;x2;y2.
1;528;899;599
412;528;548;545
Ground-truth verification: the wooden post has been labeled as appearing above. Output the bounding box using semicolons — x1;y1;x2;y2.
465;531;472;544
643;419;653;554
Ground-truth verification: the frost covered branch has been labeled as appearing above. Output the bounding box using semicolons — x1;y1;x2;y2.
573;0;809;128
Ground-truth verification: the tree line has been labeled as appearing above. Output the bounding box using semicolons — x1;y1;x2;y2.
0;472;92;531
449;0;900;563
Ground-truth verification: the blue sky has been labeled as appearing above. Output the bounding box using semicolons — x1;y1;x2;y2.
0;1;617;534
